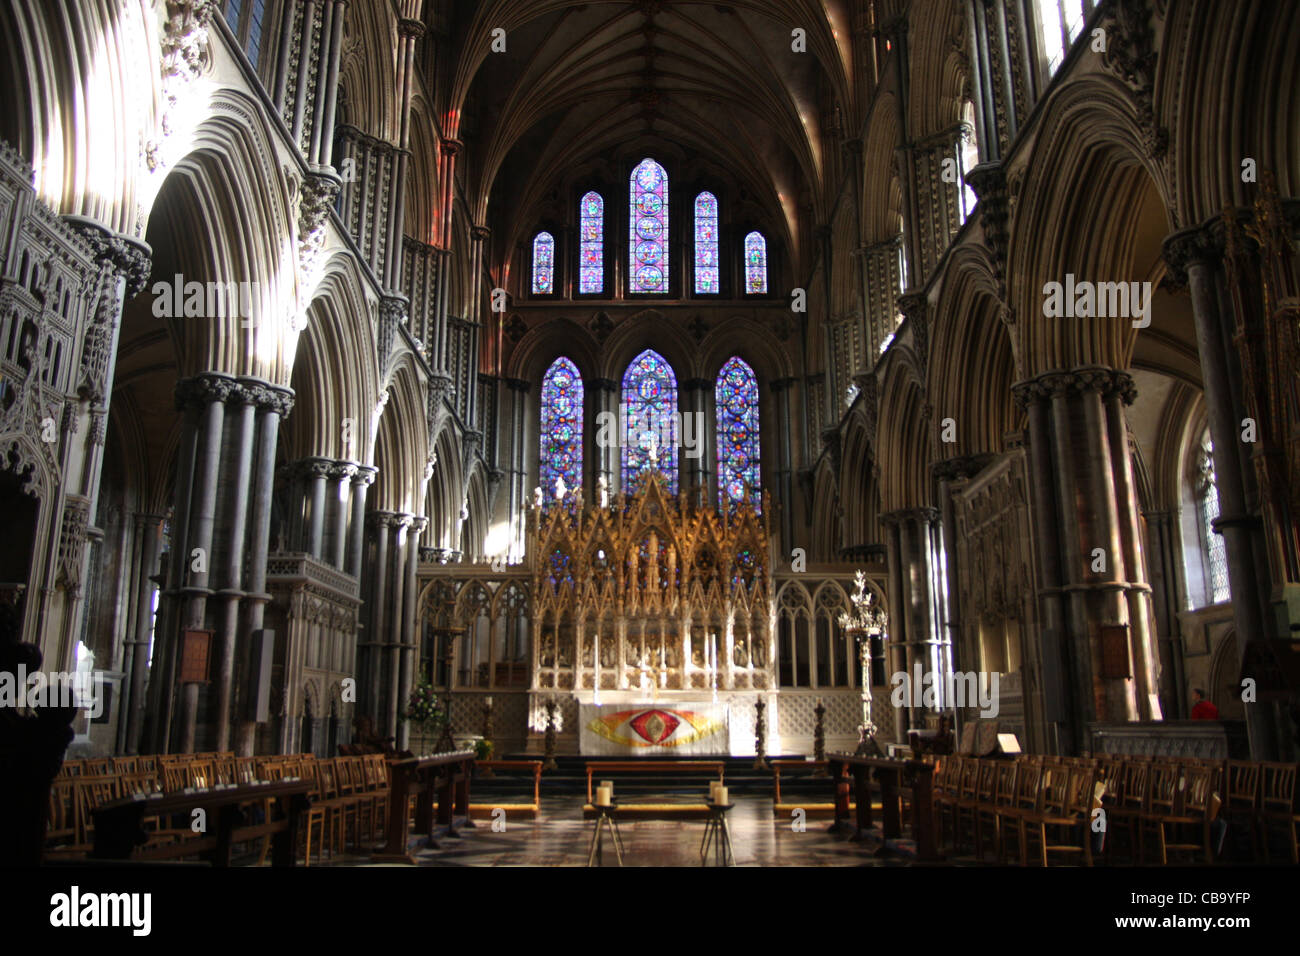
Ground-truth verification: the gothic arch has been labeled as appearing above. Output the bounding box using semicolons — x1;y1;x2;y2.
1010;76;1175;374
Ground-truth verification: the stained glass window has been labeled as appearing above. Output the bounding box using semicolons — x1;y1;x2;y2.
694;191;720;294
629;159;669;294
744;231;767;293
540;357;583;497
621;349;678;493
532;231;555;294
1197;435;1229;604
716;356;760;509
579;191;604;294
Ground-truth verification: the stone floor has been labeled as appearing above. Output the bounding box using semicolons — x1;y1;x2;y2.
323;795;921;867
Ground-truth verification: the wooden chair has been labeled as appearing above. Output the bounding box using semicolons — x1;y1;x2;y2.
1136;762;1182;863
1020;764;1097;866
363;754;390;842
1140;763;1220;864
997;760;1043;865
161;762;190;792
954;760;996;854
936;757;974;849
85;758;113;775
1260;762;1299;864
73;775;123;849
112;756;140;774
975;761;1018;862
1224;760;1262;861
44;779;86;858
58;759;85;777
1104;760;1150;862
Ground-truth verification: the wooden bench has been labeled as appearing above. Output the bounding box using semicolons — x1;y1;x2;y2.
583;761;725;818
770;759;867;818
470;760;543;820
828;753;938;860
372;751;476;864
91;778;313;866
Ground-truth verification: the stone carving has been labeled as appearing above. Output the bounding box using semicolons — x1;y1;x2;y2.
298;171;341;275
149;0;218;167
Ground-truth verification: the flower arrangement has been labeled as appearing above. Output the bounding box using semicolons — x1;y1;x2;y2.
403;677;445;739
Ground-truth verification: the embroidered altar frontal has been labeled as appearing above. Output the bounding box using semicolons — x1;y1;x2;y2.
579;703;729;755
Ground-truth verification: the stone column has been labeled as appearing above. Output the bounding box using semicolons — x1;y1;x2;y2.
235;381;293;756
347;466;377;577
882;507;947;732
398;514;426;751
770;377;798;551
680;378;713;507
213;388;257;752
590;378;620;495
305;458;330;559
385;515;412;738
330;462;357;569
175;374;232;752
1013;368;1162;750
365;511;395;724
122;514;164;753
1163;223;1275;756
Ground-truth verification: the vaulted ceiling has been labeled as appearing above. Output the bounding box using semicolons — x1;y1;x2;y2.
444;0;861;278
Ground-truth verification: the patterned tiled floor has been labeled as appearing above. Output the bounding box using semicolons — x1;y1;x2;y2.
324;795;918;867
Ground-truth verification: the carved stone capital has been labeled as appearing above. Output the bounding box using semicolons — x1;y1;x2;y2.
63;217;154;295
932;453;996;483
175;372;238;410
1012;366;1137;409
1161;224;1222;285
351;464;378;487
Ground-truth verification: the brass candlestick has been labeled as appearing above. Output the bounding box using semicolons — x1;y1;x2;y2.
813;698;827;772
542;698;558;771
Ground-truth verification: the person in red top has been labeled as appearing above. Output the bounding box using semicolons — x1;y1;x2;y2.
1190;687;1220;720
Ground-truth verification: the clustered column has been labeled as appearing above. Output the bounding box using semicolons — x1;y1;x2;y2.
360;510;427;741
149;374;292;754
880;507;949;739
1013;368;1162;753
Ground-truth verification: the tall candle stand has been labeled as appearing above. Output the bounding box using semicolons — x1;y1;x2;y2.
480;696;495;776
542;698;558;771
752;698;769;770
813;697;827;769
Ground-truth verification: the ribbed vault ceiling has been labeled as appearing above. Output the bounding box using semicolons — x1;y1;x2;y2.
447;0;858;275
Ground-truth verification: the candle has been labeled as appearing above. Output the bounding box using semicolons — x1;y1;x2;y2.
600;780;614;795
486;696;493;708
595;786;612;807
709;780;722;802
715;786;729;806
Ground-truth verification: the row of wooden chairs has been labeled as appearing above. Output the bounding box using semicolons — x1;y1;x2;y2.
934;755;1105;865
930;753;1299;865
46;752;393;865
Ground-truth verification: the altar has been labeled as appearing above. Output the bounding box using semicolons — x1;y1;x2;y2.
525;470;777;757
578;701;730;756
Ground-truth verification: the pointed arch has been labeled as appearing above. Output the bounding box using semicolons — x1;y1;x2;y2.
540;356;583;497
743;231;768;294
716;356;760;510
531;231;555;294
628;158;669;294
578;190;603;294
621;348;678;493
694;191;720;294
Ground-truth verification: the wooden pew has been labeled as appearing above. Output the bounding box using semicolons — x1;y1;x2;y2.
90;779;313;867
372;751;476;864
827;752;939;861
471;760;543;820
